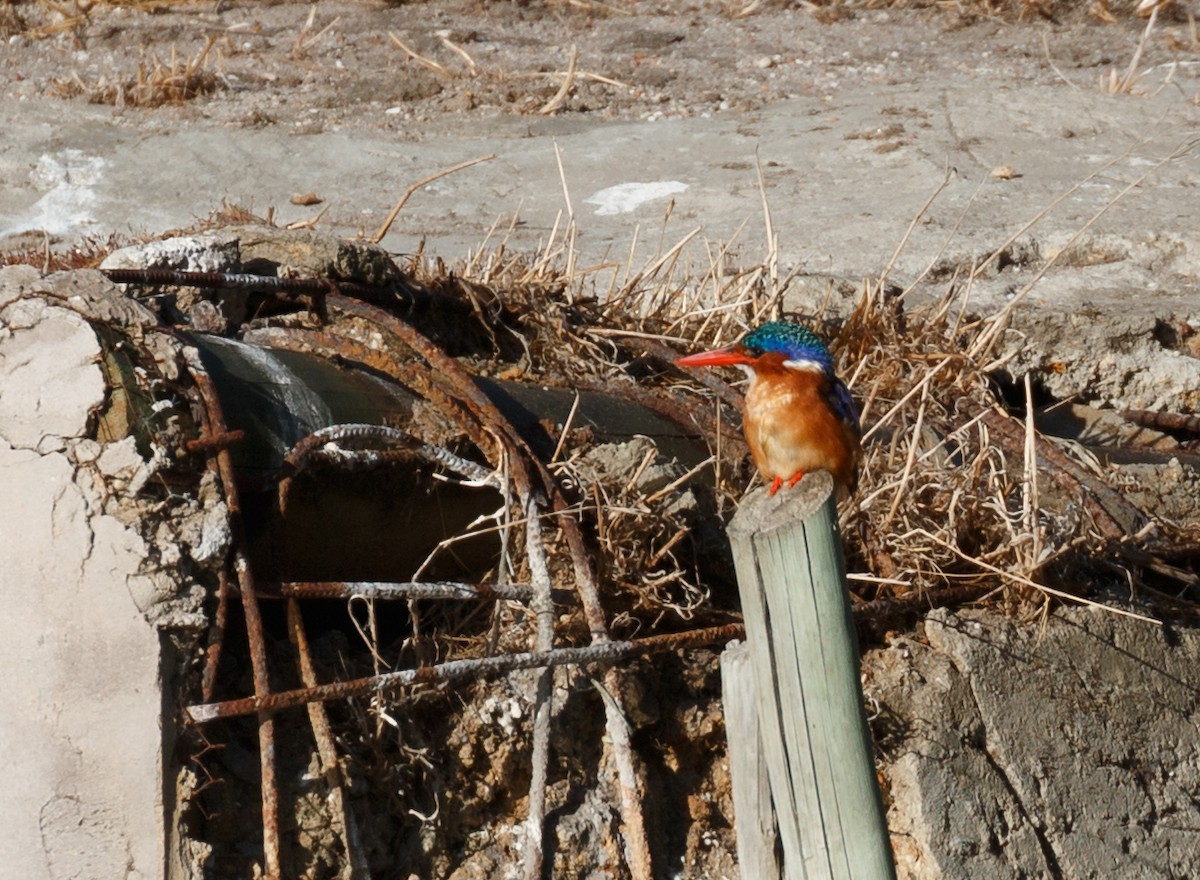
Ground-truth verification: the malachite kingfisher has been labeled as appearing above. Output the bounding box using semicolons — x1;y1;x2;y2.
675;321;862;495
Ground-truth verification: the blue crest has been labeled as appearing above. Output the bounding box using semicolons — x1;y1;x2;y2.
740;322;835;373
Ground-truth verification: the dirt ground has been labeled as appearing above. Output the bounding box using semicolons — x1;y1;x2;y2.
3;1;1194;136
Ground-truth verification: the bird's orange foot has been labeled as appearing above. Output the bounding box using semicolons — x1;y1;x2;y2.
768;476;784;496
787;471;806;489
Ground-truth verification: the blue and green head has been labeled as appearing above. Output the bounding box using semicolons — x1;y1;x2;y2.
675;320;837;376
737;321;836;375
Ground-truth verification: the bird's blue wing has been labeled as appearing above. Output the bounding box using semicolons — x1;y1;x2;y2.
824;378;861;437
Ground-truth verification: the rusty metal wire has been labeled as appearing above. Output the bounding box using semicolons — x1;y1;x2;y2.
244;325;494;454
200;568;231;704
149;271;714;878
281;423;497;485
186;623;745;723
102;266;427;310
192;409;234;705
106;268;332;293
181;428;245;457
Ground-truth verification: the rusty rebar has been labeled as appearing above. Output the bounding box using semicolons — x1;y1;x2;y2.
182;429;245;457
1121;409;1200;438
188;353;282;880
105;268;329;293
286;600;371;880
186;623;744;724
243;325;493;454
281;423;496;485
193;399;233;705
255;580;544;603
258;294;653;877
200;568;232;704
102;267;417;309
326;295;516;450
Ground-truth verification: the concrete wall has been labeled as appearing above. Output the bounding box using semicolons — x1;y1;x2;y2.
0;267;212;880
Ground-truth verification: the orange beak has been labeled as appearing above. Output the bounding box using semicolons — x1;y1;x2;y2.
674;346;752;368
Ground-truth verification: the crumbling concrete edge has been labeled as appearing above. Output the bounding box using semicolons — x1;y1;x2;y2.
0;265;228;879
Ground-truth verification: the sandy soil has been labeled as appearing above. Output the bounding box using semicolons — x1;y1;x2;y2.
3;1;1191;137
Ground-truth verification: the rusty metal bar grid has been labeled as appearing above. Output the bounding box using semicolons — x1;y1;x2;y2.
187;623;745;723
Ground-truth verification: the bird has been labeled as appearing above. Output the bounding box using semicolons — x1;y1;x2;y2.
675;321;861;495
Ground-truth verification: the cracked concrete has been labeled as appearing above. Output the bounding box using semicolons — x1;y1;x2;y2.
870;607;1200;880
0;267;215;880
0;428;164;880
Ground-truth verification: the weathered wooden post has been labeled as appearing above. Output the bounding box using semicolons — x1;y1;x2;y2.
723;471;895;880
721;641;782;880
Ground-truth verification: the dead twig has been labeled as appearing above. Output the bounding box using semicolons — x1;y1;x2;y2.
370;154;496;244
388;32;454;78
538;44;579;115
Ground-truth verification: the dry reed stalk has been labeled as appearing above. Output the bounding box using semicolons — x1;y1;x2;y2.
551;141;580;287
754;151;780;295
538;45;579;115
520;490;556;880
293;7;339;56
438;33;479;74
1022;374;1044;571
1103;5;1158;93
370;154;496;244
388;32;454;78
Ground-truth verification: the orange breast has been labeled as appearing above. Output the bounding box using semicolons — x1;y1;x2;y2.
741;361;859;489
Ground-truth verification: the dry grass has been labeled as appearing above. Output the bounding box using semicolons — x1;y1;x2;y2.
3;0;1176;44
0;232;128;272
383;139;1197;630
8;149;1190;632
49;34;223;106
